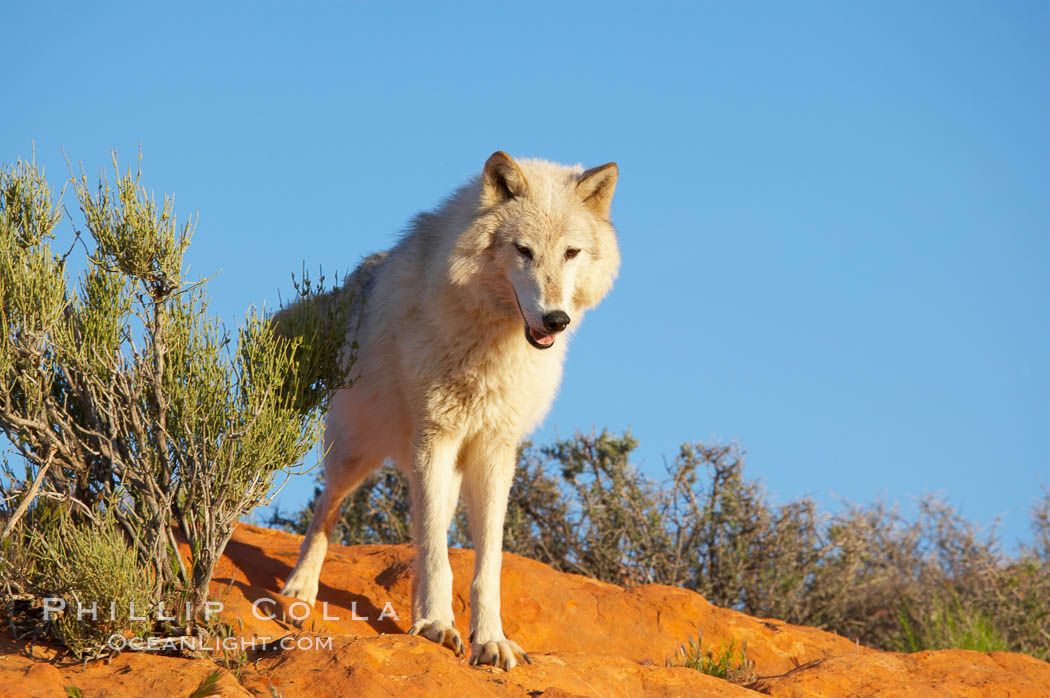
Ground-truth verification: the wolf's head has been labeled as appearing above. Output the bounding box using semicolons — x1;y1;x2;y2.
452;151;620;351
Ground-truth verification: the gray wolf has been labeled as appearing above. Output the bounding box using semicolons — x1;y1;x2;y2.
278;152;620;670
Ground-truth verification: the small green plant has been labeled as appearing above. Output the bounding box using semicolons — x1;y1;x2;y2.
668;633;755;684
203;615;250;676
187;669;224;698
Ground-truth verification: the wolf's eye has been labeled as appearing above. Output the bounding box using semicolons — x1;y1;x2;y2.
564;248;581;260
515;243;533;260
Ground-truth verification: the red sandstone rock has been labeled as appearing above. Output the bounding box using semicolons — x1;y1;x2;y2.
2;524;1047;697
748;649;1050;697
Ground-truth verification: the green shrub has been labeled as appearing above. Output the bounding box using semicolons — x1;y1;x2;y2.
0;152;356;656
24;506;153;656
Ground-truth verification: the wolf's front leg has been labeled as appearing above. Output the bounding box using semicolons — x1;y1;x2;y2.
406;432;465;656
462;441;531;671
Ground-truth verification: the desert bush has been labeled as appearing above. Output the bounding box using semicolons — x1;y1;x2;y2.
0;153;355;656
889;494;1050;658
504;431;668;583
276;430;1050;660
23;505;154;656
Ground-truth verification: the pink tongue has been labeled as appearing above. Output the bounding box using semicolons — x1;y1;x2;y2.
531;330;556;346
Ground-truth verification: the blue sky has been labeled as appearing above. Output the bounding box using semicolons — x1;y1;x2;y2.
4;2;1048;548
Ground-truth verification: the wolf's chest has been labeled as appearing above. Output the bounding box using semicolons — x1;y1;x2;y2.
427;348;562;436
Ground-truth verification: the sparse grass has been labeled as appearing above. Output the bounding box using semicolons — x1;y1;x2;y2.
668;633;755;683
187;669;224;698
203;616;250;676
898;593;1009;654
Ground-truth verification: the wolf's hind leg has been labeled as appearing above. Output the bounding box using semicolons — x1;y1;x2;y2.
280;452;379;604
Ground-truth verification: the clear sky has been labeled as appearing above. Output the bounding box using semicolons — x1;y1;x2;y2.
4;2;1047;548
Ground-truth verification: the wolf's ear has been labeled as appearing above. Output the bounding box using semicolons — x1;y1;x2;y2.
576;162;618;218
481;151;529;207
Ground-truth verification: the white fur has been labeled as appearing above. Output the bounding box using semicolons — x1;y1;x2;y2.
279;152;620;670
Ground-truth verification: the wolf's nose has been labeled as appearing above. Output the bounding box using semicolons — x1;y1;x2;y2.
542;311;571;333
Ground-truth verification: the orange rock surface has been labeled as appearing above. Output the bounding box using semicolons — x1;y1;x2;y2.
3;524;1048;697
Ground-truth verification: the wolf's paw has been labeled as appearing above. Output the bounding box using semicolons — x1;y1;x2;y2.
469;637;531;671
407;619;465;656
279;572;318;605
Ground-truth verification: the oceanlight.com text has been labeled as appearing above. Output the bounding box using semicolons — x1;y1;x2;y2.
106;634;335;652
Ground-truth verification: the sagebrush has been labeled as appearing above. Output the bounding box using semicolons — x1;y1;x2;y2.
0;153;355;656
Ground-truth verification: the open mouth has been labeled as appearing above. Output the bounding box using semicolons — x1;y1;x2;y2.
513;290;557;350
523;322;556;350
